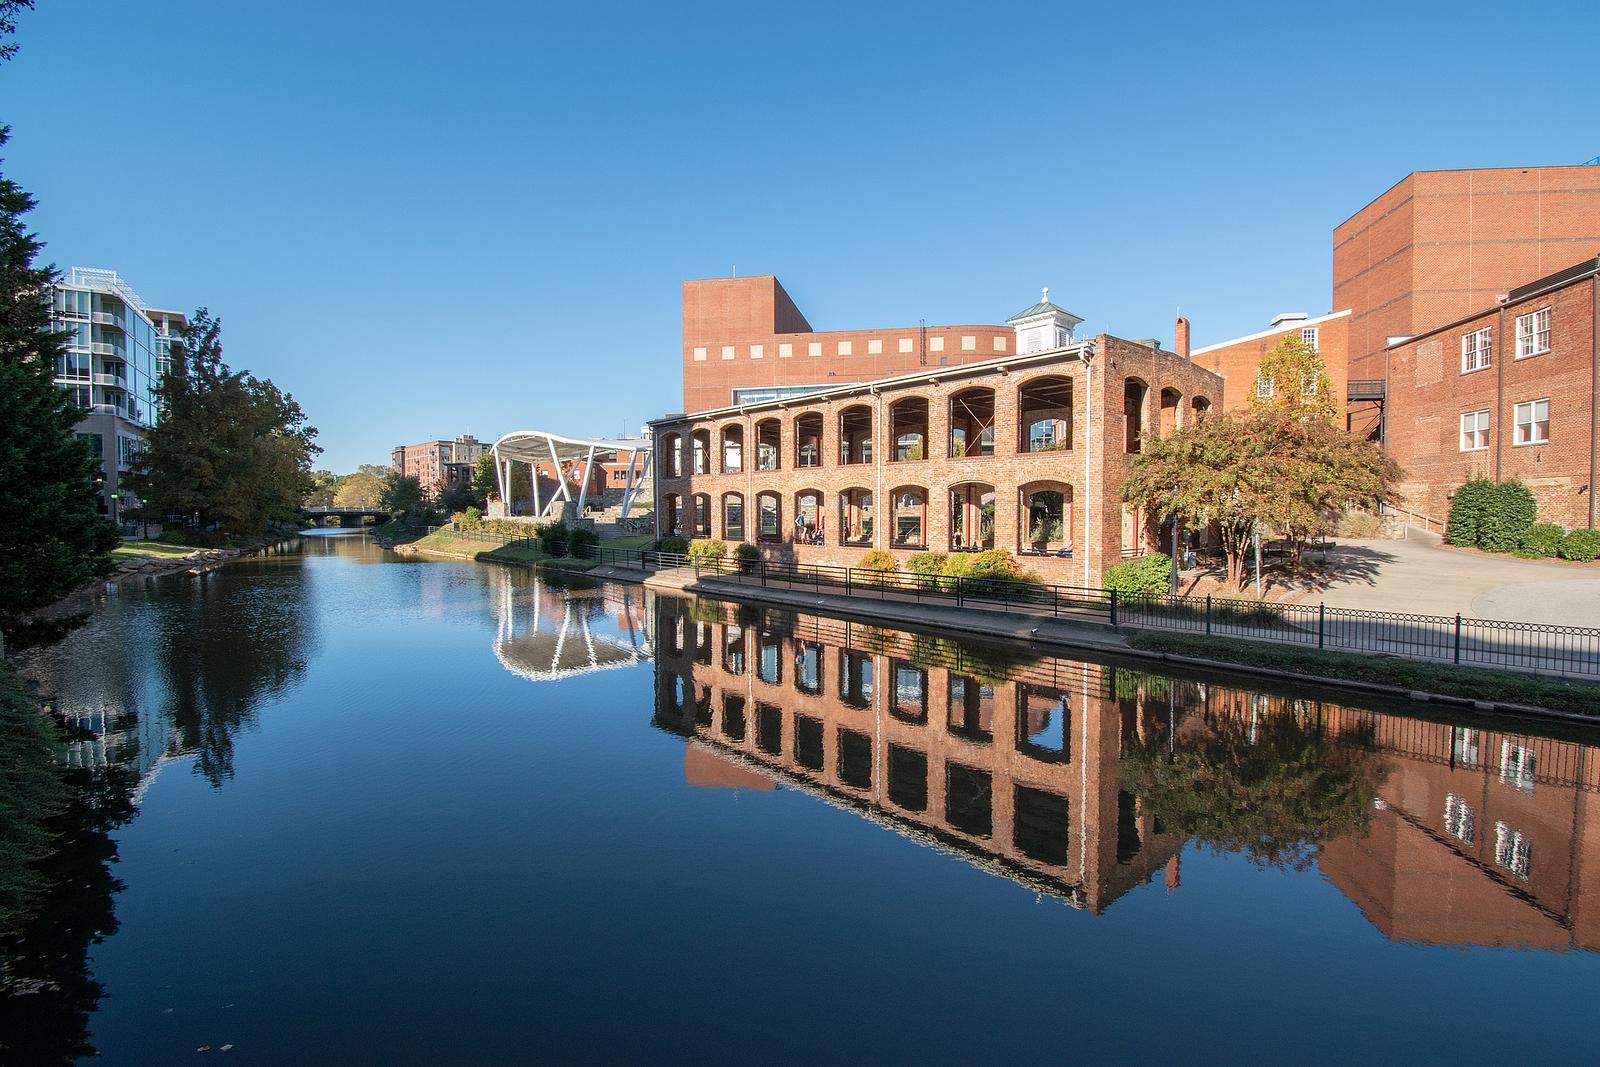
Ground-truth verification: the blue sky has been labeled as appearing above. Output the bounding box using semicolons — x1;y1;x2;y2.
6;0;1597;472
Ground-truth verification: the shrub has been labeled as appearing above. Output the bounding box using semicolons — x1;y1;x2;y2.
906;552;948;576
568;528;598;556
464;506;482;524
950;549;1038;594
656;536;688;555
686;539;726;565
1102;552;1173;596
1519;522;1564;559
1446;479;1494;547
537;523;570;558
735;543;761;573
1477;480;1537;554
1560;528;1600;562
858;549;898;575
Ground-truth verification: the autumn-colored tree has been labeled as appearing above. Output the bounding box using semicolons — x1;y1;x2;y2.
1252;410;1401;564
1250;334;1336;423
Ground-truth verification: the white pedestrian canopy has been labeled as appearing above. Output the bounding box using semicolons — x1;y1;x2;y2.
490;430;652;521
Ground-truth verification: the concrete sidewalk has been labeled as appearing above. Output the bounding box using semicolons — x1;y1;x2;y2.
1318;532;1600;627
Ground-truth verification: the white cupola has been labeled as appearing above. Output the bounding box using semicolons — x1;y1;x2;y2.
1007;287;1084;354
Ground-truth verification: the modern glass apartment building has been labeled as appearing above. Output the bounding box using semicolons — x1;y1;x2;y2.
48;267;185;525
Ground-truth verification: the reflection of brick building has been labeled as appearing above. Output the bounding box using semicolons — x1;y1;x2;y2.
391;434;490;499
653;330;1221;584
650;591;1600;943
681;276;1026;413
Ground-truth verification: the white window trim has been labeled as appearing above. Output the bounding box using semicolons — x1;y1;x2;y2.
1256;376;1275;399
1300;326;1320;351
1461;327;1493;373
1514;307;1552;360
1459;409;1490;452
1512;398;1550;447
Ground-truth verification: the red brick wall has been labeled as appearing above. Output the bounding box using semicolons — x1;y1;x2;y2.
1384;272;1597;528
1190;314;1350;417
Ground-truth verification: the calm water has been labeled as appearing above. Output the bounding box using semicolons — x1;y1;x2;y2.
7;530;1600;1063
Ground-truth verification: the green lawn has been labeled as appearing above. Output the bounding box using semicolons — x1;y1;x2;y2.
1128;631;1600;716
407;531;598;572
111;539;199;561
601;534;656;551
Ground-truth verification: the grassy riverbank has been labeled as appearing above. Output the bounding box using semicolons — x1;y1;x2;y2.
400;530;599;572
1129;631;1600;716
109;539;200;561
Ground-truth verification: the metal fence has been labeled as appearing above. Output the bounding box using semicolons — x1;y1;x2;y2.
576;544;1600;679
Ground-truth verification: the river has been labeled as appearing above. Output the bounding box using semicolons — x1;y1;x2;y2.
5;530;1599;1063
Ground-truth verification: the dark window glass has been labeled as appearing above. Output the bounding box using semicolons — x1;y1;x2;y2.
838;728;872;789
756;702;783;756
722;695;746;742
887;745;928;812
795;715;824;770
1014;786;1070;864
945;762;993;837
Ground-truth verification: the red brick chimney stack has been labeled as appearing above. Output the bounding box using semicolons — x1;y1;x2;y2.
1174;315;1191;360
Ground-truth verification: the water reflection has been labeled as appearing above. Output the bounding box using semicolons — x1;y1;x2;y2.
650;594;1600;947
488;568;653;682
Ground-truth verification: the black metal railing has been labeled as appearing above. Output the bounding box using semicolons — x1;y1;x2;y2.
574;543;1600;678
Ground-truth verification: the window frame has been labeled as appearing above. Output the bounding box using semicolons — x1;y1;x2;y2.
1460;327;1493;374
1512;398;1550;447
1514;306;1552;360
1458;408;1490;452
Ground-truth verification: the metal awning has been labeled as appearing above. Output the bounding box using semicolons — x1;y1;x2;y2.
490;431;653;521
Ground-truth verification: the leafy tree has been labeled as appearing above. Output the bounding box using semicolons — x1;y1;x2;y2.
131;310;319;539
0;126;118;623
379;472;423;516
472;452;499;501
332;467;385;508
302;469;337;507
1249;334;1336;423
1252;411;1400;564
0;1;30;65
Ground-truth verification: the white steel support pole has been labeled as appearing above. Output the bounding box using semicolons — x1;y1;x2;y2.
493;447;507;504
576;444;596;516
620;450;640;519
530;460;541;519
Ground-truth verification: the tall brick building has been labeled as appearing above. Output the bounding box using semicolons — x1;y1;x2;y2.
391;434;490;500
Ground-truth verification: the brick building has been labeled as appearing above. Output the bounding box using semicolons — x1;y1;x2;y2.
681;275;1048;413
652;309;1222;584
1189;309;1352;417
391;433;490;500
1384;257;1599;529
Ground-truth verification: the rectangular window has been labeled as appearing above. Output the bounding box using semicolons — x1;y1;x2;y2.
1461;327;1492;372
692;346;707;362
838;340;852;356
1500;740;1537;792
723;499;743;541
1494;822;1531;879
1444;794;1475;845
1513;399;1549;446
1300;326;1319;350
898;337;913;353
1514;307;1551;359
1459;409;1490;451
867;338;882;355
1256;376;1274;399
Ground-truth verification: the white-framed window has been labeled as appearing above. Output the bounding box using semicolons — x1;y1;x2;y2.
1513;398;1550;446
993;336;1007;351
898;337;913;353
808;341;821;357
1459;409;1490;451
721;345;735;361
749;344;763;359
961;335;976;351
778;343;793;358
1300;326;1319;350
1256;376;1275;399
1444;794;1475;845
1452;727;1480;768
1495;822;1531;879
1461;327;1492;372
692;346;707;362
1514;307;1551;359
838;340;853;356
1500;740;1537;792
929;336;945;353
867;338;882;355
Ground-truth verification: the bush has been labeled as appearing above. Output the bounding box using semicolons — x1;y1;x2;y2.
568;528;598;556
906;552;948;576
1103;552;1173;596
537;523;570;558
464;506;482;524
1520;522;1564;559
858;549;898;575
687;539;726;565
735;543;761;573
1561;528;1600;562
1477;480;1537;554
1446;479;1494;547
948;549;1038;594
656;536;688;555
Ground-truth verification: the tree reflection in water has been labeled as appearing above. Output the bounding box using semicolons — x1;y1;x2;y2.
1121;688;1388;871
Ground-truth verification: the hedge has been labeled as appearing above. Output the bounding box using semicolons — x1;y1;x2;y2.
1446;479;1494;547
1477;480;1537;554
1519;522;1564;559
1102;552;1173;596
1561;528;1600;562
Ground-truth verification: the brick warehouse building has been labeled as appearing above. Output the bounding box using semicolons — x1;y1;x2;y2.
681;275;1054;413
1190;309;1352;417
651;308;1222;584
1384;257;1600;530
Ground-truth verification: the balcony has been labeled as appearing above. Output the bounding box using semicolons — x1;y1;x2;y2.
90;342;123;357
91;311;124;329
1347;379;1387;401
93;373;127;389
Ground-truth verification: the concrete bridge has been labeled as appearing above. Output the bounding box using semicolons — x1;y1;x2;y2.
301;505;391;526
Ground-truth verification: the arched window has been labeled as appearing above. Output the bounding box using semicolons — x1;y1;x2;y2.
1192;396;1212;419
949;482;995;552
756;491;782;543
1018;376;1073;452
839;405;873;465
949;387;995;458
794;490;824;545
722;492;745;541
889;397;928;461
720;424;743;473
1020;483;1072;556
840;488;874;546
756;418;782;471
795;412;823;468
663;494;683;538
692;493;711;538
891;486;927;549
1123;378;1147;454
691;429;712;474
1159;387;1182;437
660;433;682;478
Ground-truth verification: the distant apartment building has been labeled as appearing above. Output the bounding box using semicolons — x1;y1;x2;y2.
654;288;1222;583
680;275;1040;413
48;268;185;525
391;434;491;499
1384;257;1600;530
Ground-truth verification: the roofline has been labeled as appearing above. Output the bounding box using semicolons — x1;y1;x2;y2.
1385;258;1600;351
1190;309;1351;356
1335;163;1600;231
651;344;1101;425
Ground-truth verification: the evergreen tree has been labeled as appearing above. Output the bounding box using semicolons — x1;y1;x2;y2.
0;125;117;623
131;310;319;539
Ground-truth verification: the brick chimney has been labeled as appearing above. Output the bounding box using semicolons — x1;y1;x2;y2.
1174;315;1191;360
